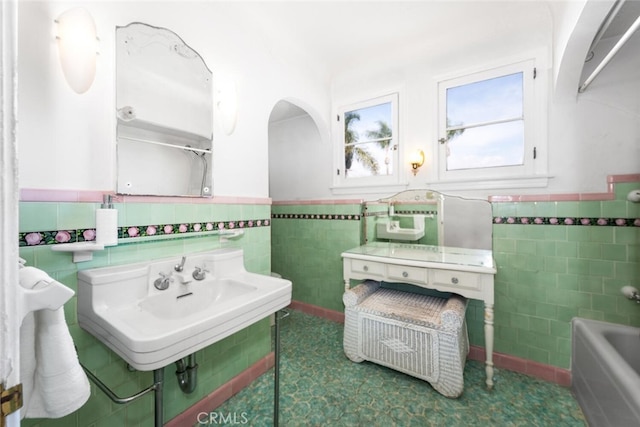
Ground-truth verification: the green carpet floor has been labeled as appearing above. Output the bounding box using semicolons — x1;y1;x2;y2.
210;310;585;426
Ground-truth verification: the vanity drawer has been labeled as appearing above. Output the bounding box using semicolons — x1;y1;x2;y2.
387;265;427;284
432;270;481;291
350;260;385;277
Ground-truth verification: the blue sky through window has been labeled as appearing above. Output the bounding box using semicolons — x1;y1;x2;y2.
348;102;392;141
446;72;524;170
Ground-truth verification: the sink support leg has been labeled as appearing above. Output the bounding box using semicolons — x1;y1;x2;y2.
273;310;289;427
153;368;164;427
81;363;164;427
274;310;281;427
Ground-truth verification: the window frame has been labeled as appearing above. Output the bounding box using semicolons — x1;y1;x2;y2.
332;92;403;191
436;58;547;188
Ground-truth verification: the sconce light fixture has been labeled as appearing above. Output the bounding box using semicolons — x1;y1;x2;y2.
55;8;99;94
409;149;425;176
216;75;238;135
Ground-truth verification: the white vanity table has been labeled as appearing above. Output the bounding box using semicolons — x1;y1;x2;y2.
342;242;497;388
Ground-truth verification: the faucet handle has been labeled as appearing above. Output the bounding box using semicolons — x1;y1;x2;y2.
192;265;209;281
154;271;174;290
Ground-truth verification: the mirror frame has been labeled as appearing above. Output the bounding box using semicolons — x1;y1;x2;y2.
115;22;213;197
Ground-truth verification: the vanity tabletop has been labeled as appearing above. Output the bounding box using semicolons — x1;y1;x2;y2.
342;242;496;274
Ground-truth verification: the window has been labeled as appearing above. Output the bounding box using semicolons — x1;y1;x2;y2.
437;59;544;185
335;93;400;188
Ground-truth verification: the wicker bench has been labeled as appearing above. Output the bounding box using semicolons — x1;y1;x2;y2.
343;280;469;398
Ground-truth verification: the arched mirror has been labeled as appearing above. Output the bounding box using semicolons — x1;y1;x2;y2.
116;22;213;196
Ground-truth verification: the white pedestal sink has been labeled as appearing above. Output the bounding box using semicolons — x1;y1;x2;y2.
78;248;292;371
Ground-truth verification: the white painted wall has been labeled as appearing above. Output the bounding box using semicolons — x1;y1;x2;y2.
17;1;640;201
324;1;554;200
270;1;639;201
17;1;331;198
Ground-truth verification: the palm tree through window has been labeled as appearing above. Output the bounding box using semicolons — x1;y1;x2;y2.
343;98;396;179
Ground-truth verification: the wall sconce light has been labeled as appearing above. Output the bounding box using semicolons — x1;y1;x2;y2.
409;149;425;176
55;8;99;94
216;75;238;135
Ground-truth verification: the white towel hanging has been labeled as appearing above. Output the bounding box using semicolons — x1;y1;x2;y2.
17;267;74;322
18;266;91;419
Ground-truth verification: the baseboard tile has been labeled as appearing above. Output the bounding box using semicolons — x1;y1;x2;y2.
468;345;571;387
166;352;275;427
288;300;345;323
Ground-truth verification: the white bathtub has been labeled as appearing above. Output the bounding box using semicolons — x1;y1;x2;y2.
572;318;640;426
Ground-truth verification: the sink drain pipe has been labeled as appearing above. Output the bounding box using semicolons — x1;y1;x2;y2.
175;353;198;394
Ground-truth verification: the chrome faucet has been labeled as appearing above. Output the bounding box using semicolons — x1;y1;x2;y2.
175;256;187;272
154;272;174;290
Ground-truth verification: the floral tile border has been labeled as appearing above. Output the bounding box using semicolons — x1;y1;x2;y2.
20;214;640;247
271;212;640;227
271;213;361;220
19;218;270;247
363;209;437;217
493;216;640;227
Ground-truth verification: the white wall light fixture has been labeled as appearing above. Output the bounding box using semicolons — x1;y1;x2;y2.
216;75;238;135
55;8;99;94
409;149;425;176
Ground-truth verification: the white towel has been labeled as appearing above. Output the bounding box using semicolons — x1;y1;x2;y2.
19;267;91;419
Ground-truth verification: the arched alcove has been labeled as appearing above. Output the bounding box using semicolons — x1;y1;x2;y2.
268;99;331;201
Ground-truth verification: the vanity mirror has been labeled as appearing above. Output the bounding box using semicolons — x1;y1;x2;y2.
116;22;213;196
363;189;493;250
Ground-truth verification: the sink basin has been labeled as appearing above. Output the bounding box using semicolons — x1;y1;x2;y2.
77;248;291;371
138;278;257;320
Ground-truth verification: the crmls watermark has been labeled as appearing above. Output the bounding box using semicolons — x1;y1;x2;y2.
197;411;250;425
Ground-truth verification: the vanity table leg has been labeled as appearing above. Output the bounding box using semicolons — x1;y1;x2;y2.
344;279;350;292
484;303;495;389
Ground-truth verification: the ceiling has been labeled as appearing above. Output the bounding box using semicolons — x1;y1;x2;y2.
260;0;637;122
245;0;553;77
259;0;555;123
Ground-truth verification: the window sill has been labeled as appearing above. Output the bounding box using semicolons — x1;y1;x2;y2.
425;175;551;192
330;183;409;196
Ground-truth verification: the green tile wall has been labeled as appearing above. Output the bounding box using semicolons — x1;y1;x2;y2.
271;204;362;312
485;195;640;369
271;182;640;371
21;188;638;424
19;201;272;427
